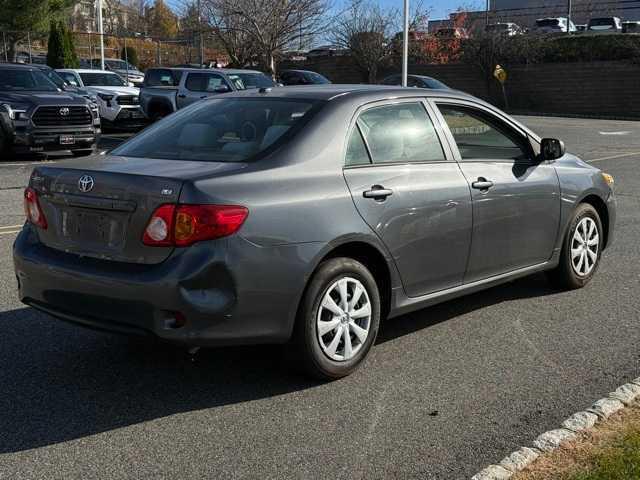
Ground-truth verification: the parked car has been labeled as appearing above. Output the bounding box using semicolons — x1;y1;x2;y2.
279;69;331;86
622;21;640;33
281;51;308;61
0;63;100;156
587;17;623;34
33;65;98;105
56;69;146;129
485;22;524;36
434;27;469;39
139;67;276;120
91;58;145;86
13;85;616;379
534;17;577;33
381;74;449;89
306;46;339;58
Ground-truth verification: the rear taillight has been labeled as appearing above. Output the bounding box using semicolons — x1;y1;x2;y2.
24;187;47;229
143;204;248;247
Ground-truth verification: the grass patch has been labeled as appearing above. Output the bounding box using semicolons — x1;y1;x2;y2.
569;430;640;480
514;401;640;480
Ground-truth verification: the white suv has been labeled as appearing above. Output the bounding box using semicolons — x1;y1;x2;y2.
56;69;146;129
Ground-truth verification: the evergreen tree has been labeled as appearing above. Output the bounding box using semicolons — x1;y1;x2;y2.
63;28;80;68
46;21;65;68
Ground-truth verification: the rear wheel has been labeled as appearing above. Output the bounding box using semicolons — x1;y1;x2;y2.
547;203;603;289
149;104;172;121
293;257;380;380
0;127;10;159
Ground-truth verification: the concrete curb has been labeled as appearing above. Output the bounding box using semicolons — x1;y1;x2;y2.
470;377;640;480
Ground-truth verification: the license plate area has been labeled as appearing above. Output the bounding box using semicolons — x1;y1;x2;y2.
59;135;75;145
61;208;127;249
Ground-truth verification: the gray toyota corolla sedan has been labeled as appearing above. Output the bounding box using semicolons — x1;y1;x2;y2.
14;85;616;379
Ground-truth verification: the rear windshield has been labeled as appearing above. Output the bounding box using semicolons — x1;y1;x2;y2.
537;19;561;27
80;72;127;86
422;77;449;89
589;18;616;29
112;97;323;162
228;73;276;90
305;72;330;84
0;68;58;91
105;59;137;70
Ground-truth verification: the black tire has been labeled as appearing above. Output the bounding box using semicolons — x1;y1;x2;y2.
72;149;95;157
0;127;9;159
547;203;603;290
293;257;381;380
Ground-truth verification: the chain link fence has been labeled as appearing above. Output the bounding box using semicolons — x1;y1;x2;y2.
1;30;228;70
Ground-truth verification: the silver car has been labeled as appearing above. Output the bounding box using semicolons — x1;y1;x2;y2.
14;86;616;379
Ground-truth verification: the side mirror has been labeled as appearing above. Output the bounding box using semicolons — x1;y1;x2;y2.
540;138;565;161
214;85;231;93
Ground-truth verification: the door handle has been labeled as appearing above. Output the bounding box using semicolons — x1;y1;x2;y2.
177;94;186;98
363;185;393;200
472;178;494;190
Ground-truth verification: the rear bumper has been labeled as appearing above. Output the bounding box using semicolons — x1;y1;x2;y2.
13;225;322;346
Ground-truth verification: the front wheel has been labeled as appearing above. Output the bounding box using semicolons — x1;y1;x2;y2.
293;257;381;380
547;203;603;289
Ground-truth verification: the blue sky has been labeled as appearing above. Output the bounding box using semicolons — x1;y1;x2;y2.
167;0;484;22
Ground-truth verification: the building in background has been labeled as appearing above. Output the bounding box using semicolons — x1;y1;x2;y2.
70;0;139;34
429;0;640;33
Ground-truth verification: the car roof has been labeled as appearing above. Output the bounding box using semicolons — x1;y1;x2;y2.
224;84;473;102
58;69;117;74
148;67;265;75
281;69;322;74
0;62;40;70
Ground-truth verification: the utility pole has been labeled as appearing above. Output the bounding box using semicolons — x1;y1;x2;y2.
197;0;204;67
402;0;409;87
486;0;489;26
567;0;572;34
97;0;105;69
2;31;7;62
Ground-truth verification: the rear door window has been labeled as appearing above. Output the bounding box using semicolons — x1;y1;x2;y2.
185;73;228;92
356;102;445;164
345;127;371;166
145;69;177;87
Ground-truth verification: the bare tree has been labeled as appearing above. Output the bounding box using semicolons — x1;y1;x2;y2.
331;0;398;83
203;0;329;75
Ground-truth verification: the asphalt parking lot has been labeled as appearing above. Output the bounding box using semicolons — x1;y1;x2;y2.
0;117;638;479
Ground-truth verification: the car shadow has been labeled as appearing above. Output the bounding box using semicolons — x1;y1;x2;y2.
377;272;556;344
0;273;556;454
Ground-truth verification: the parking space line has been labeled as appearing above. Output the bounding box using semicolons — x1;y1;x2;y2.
0;224;23;230
587;152;640;163
0;229;21;235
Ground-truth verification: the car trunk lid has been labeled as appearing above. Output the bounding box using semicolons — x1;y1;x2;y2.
29;156;247;264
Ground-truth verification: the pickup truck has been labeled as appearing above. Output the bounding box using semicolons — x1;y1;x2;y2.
0;63;100;157
56;69;146;130
140;68;276;120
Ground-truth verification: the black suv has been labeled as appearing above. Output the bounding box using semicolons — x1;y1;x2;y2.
0;63;100;156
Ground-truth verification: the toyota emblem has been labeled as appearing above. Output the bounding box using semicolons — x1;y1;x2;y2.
59;107;70;116
78;175;94;193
